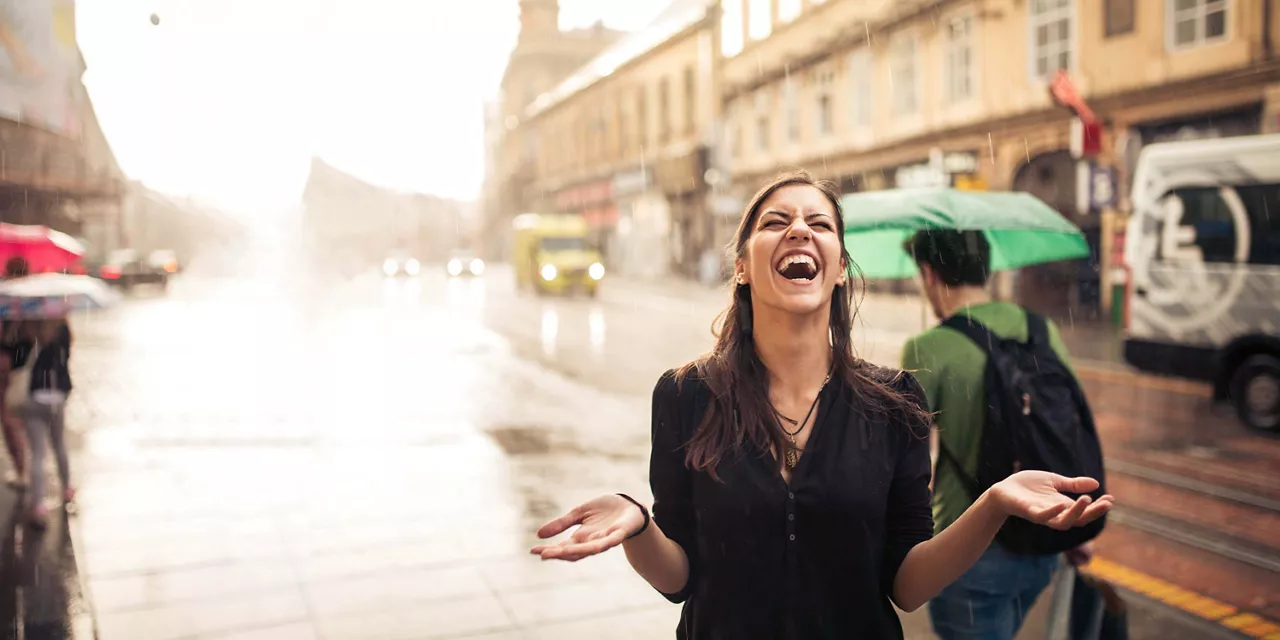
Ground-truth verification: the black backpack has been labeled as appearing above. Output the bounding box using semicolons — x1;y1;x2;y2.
938;312;1107;555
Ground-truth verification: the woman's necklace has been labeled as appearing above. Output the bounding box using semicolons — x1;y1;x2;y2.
774;373;831;470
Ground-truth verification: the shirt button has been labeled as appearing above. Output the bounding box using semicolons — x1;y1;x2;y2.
788;492;794;500
789;534;796;541
788;514;795;521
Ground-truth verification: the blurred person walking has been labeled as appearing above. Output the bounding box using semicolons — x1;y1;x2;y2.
532;172;1112;640
901;230;1107;640
0;256;32;489
23;316;74;528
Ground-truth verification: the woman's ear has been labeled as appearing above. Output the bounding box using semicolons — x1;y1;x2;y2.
734;259;748;285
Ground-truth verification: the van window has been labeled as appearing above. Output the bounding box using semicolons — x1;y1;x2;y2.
1168;187;1236;263
1237;184;1280;266
540;237;586;252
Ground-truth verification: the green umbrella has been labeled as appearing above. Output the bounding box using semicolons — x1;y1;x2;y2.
839;188;1091;280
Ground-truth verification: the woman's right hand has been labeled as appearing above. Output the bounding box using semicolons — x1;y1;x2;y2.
531;494;646;562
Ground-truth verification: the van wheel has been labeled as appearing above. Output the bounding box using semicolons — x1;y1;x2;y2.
1230;355;1280;432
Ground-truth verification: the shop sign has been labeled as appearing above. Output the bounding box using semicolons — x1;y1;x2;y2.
612;169;650;197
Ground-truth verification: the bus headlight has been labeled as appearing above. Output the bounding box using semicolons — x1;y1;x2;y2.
540;264;557;281
470;259;486;276
405;258;421;276
382;258;398;277
588;262;605;281
447;259;463;276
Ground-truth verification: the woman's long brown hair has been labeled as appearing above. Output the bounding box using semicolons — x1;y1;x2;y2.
677;171;929;476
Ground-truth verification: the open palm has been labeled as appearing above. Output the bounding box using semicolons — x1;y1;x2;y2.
531;494;646;562
993;470;1114;530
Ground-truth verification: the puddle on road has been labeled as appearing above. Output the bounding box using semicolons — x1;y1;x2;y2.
486;425;642;462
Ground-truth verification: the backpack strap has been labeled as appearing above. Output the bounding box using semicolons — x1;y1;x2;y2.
1025;311;1050;347
937;440;983;500
940;314;998;355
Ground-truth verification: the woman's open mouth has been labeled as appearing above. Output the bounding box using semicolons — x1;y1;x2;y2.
775;253;819;282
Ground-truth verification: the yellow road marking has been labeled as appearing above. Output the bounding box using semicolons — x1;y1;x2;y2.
1086;557;1278;635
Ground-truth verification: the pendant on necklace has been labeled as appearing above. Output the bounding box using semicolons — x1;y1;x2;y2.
785;441;799;470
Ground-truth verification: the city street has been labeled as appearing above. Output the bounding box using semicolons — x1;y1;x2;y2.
19;242;1276;639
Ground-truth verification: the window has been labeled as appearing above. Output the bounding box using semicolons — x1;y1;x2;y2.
617;99;628;156
684;66;697;135
636;87;648;151
721;0;744;57
1168;0;1228;50
658;77;671;143
1165;184;1280;265
813;67;834;137
890;33;919;114
748;0;772;41
755;90;771;151
1104;0;1135;37
1165;187;1237;263
946;13;974;102
848;49;872;128
784;78;799;142
779;0;802;24
1030;0;1074;80
1238;184;1280;265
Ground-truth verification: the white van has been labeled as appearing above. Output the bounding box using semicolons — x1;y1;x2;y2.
1122;134;1280;430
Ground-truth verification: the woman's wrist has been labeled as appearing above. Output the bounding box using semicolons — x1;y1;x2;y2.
616;493;651;539
977;485;1013;523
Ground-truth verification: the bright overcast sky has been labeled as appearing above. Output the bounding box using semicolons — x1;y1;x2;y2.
76;0;668;215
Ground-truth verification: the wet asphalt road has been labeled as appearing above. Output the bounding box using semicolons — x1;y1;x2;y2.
32;242;1273;639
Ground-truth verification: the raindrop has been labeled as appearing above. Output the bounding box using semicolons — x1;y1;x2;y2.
988;133;996;167
1024;138;1031;164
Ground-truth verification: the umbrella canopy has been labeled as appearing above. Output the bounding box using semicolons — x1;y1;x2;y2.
0;273;120;319
0;224;86;273
839;188;1091;280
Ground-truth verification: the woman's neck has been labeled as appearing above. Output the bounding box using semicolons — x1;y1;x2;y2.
752;306;832;399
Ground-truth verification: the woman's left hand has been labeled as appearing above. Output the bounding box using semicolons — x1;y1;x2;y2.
990;471;1114;530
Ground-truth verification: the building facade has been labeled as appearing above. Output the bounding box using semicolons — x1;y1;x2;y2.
716;0;1280;316
520;0;720;280
482;0;624;262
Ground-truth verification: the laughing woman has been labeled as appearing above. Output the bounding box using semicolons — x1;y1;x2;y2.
532;172;1111;639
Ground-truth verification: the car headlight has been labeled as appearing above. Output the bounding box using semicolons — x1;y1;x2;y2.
470;259;485;276
540;264;557;281
405;259;421;276
588;262;605;281
447;259;463;276
382;258;398;276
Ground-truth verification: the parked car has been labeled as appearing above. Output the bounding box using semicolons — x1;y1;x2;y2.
382;255;421;277
94;249;172;290
446;254;485;278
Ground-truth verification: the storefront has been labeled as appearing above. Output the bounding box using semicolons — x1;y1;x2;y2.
611;168;672;278
654;147;709;278
554;179;617;259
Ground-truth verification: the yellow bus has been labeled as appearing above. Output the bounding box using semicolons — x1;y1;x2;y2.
512;213;606;296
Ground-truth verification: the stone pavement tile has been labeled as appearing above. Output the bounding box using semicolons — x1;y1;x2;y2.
523;605;679;640
303;564;491;618
81;532;289;578
207;621;319;640
497;576;669;628
480;552;634;593
89;559;299;613
96;588;308;640
293;539;467;583
315;593;514;640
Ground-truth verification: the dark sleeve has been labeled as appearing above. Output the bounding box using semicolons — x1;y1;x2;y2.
881;371;936;602
649;370;698;604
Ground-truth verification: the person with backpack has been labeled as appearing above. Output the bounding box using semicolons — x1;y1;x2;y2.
901;229;1108;640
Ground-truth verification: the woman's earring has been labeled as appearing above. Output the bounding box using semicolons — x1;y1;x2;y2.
736;274;747;286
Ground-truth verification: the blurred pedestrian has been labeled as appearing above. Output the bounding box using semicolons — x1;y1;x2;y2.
0;256;32;489
533;172;1112;639
23;316;75;528
901;229;1106;640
